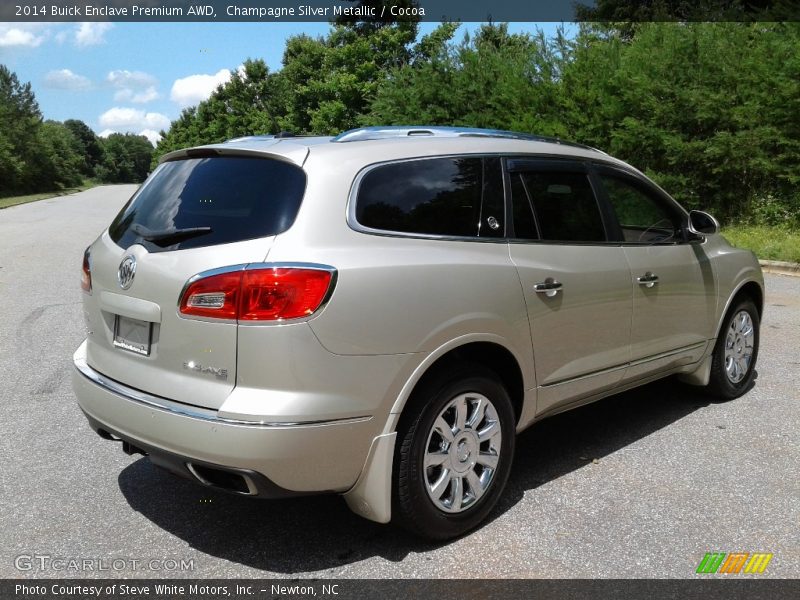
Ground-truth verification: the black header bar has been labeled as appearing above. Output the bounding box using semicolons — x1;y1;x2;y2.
2;1;798;23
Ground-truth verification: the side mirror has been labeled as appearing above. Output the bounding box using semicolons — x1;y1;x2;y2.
687;210;719;236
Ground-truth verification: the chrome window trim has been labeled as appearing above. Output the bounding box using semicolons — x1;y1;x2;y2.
506;238;625;247
346;153;631;244
74;354;370;428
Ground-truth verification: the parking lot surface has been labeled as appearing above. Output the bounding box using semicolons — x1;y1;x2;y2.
0;186;797;578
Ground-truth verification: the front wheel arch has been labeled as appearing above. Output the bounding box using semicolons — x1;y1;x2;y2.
714;280;763;340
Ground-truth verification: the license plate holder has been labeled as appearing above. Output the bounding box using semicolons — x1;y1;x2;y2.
113;315;152;356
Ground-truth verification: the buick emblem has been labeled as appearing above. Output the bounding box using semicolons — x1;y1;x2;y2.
118;255;137;290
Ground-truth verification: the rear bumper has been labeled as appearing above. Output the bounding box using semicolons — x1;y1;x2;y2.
80;411;297;498
72;340;377;495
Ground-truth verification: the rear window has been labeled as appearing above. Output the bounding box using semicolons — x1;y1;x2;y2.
109;156;306;252
355;156;505;238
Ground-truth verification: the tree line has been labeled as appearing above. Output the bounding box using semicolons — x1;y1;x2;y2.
154;21;799;226
0;65;153;198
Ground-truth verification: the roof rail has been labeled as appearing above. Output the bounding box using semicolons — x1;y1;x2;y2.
224;134;276;143
224;131;298;143
332;126;597;151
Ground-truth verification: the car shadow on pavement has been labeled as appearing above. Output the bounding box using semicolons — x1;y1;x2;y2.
117;377;716;573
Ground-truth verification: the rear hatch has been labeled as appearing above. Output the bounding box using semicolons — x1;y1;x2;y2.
82;154;306;410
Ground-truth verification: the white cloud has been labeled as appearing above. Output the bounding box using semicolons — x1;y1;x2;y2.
43;69;91;91
138;129;162;145
107;69;157;89
99;107;170;131
113;86;160;103
98;112;165;146
75;22;113;47
113;89;132;102
170;69;231;108
0;25;46;48
107;70;159;104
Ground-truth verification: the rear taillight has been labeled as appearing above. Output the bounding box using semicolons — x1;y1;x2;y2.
179;266;334;321
180;270;241;320
81;247;92;293
239;268;333;320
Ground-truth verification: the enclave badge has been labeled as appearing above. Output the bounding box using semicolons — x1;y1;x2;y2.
183;361;229;381
118;255;136;290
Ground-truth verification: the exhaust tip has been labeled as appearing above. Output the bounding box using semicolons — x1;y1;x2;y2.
122;440;147;456
96;428;145;456
186;463;256;495
96;428;116;441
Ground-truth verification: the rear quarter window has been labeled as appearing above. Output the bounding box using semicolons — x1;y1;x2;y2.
354;156;505;238
109;156;306;252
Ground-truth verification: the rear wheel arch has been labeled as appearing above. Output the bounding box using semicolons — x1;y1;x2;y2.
345;339;527;526
393;341;526;436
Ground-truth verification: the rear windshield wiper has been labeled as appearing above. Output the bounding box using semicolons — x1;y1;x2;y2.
131;224;212;247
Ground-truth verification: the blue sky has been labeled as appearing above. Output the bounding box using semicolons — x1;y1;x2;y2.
0;21;573;144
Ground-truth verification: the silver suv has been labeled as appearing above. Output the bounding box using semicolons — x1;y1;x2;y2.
73;126;763;540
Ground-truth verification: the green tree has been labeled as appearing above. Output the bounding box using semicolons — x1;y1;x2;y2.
562;22;800;221
32;121;85;189
154;20;419;164
149;21;800;226
97;133;153;183
366;24;570;136
154;59;287;161
152;106;202;159
64;119;104;177
0;64;43;195
260;20;419;135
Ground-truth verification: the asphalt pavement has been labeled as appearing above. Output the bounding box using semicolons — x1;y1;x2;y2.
0;186;797;579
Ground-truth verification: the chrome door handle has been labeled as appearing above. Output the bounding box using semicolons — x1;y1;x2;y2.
534;278;563;297
637;272;659;288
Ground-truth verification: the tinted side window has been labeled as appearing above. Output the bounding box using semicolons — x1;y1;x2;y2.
521;171;606;242
109;157;306;253
600;175;680;243
356;157;502;238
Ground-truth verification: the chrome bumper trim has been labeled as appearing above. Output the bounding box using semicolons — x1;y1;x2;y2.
74;355;371;428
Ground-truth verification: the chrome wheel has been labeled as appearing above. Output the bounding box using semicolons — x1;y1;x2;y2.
423;392;502;514
724;310;755;384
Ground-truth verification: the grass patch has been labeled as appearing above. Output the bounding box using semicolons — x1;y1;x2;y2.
0;181;99;210
722;224;800;264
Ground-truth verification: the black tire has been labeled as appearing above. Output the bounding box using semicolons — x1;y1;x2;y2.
706;298;760;400
392;364;515;541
